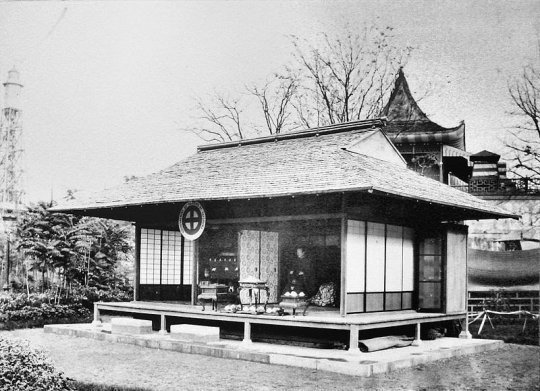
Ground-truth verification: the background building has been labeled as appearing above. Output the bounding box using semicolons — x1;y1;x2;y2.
382;69;539;299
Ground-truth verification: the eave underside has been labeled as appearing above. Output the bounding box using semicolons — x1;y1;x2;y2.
58;191;516;225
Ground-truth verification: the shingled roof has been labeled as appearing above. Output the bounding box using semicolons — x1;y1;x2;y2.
381;68;466;150
52;119;514;220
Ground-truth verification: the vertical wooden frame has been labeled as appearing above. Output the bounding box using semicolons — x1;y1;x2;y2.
438;147;444;183
159;230;164;299
363;221;368;312
383;224;387;310
191;239;199;305
180;236;185;297
134;223;141;301
441;226;448;312
340;194;347;316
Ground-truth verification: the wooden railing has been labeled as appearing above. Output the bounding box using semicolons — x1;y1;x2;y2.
468;293;539;314
452;178;540;196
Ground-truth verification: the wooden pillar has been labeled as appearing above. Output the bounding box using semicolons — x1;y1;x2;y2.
340;194;347;317
439;148;444;183
460;315;472;339
348;325;360;353
412;322;422;346
243;321;252;344
460;231;472;339
134;224;141;302
191;239;199;305
91;303;102;327
159;314;167;335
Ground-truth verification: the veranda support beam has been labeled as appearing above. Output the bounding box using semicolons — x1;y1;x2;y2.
92;303;102;327
412;322;422;346
348;325;360;353
243;321;252;344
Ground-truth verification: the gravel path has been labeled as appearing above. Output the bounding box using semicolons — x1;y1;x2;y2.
3;329;539;391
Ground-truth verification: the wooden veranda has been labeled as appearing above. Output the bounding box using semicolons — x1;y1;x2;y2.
93;301;465;352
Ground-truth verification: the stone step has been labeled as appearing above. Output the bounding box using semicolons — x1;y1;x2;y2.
111;317;153;335
170;324;220;343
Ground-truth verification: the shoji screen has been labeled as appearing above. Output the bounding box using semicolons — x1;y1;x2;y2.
345;220;415;313
385;225;404;310
402;227;414;309
366;222;385;311
140;229;161;284
346;220;366;313
139;228;192;286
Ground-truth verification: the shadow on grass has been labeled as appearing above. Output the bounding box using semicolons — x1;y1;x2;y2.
72;381;151;391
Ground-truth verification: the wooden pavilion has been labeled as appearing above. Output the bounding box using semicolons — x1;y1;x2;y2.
52;118;515;350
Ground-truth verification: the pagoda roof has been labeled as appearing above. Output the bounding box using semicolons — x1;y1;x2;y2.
381;69;466;150
471;149;501;162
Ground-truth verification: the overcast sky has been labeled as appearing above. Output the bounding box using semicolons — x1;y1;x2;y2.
0;0;538;203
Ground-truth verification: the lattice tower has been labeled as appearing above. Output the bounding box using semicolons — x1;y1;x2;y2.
0;67;24;218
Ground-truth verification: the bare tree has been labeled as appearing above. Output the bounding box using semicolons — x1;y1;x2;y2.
181;93;245;143
182;71;298;142
506;65;540;186
182;25;410;142
247;72;299;135
291;27;411;128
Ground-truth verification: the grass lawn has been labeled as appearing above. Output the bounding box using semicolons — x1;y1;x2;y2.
73;383;150;391
5;328;539;391
469;315;539;345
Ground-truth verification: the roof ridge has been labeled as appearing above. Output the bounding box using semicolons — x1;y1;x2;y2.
197;118;386;152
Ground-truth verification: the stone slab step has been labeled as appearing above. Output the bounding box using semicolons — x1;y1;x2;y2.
170;324;220;343
111;317;153;335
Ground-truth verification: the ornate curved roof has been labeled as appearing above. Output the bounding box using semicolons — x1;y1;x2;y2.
381;69;466;150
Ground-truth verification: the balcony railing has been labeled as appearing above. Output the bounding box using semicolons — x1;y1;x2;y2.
451;178;540;195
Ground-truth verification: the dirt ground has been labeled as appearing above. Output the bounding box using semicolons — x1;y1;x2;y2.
3;329;539;391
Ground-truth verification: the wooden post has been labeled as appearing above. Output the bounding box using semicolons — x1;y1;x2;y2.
412;322;422;346
243;321;252;344
348;325;360;353
439;148;444;183
91;303;102;327
460;313;472;339
478;313;487;335
159;314;167;334
340;194;347;316
134;224;141;302
191;239;199;306
487;312;494;330
459;227;473;339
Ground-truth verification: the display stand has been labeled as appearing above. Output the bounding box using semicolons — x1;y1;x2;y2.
238;277;269;311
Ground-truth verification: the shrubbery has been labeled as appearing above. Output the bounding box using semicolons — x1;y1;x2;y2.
0;286;132;328
69;286;133;311
0;335;73;391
